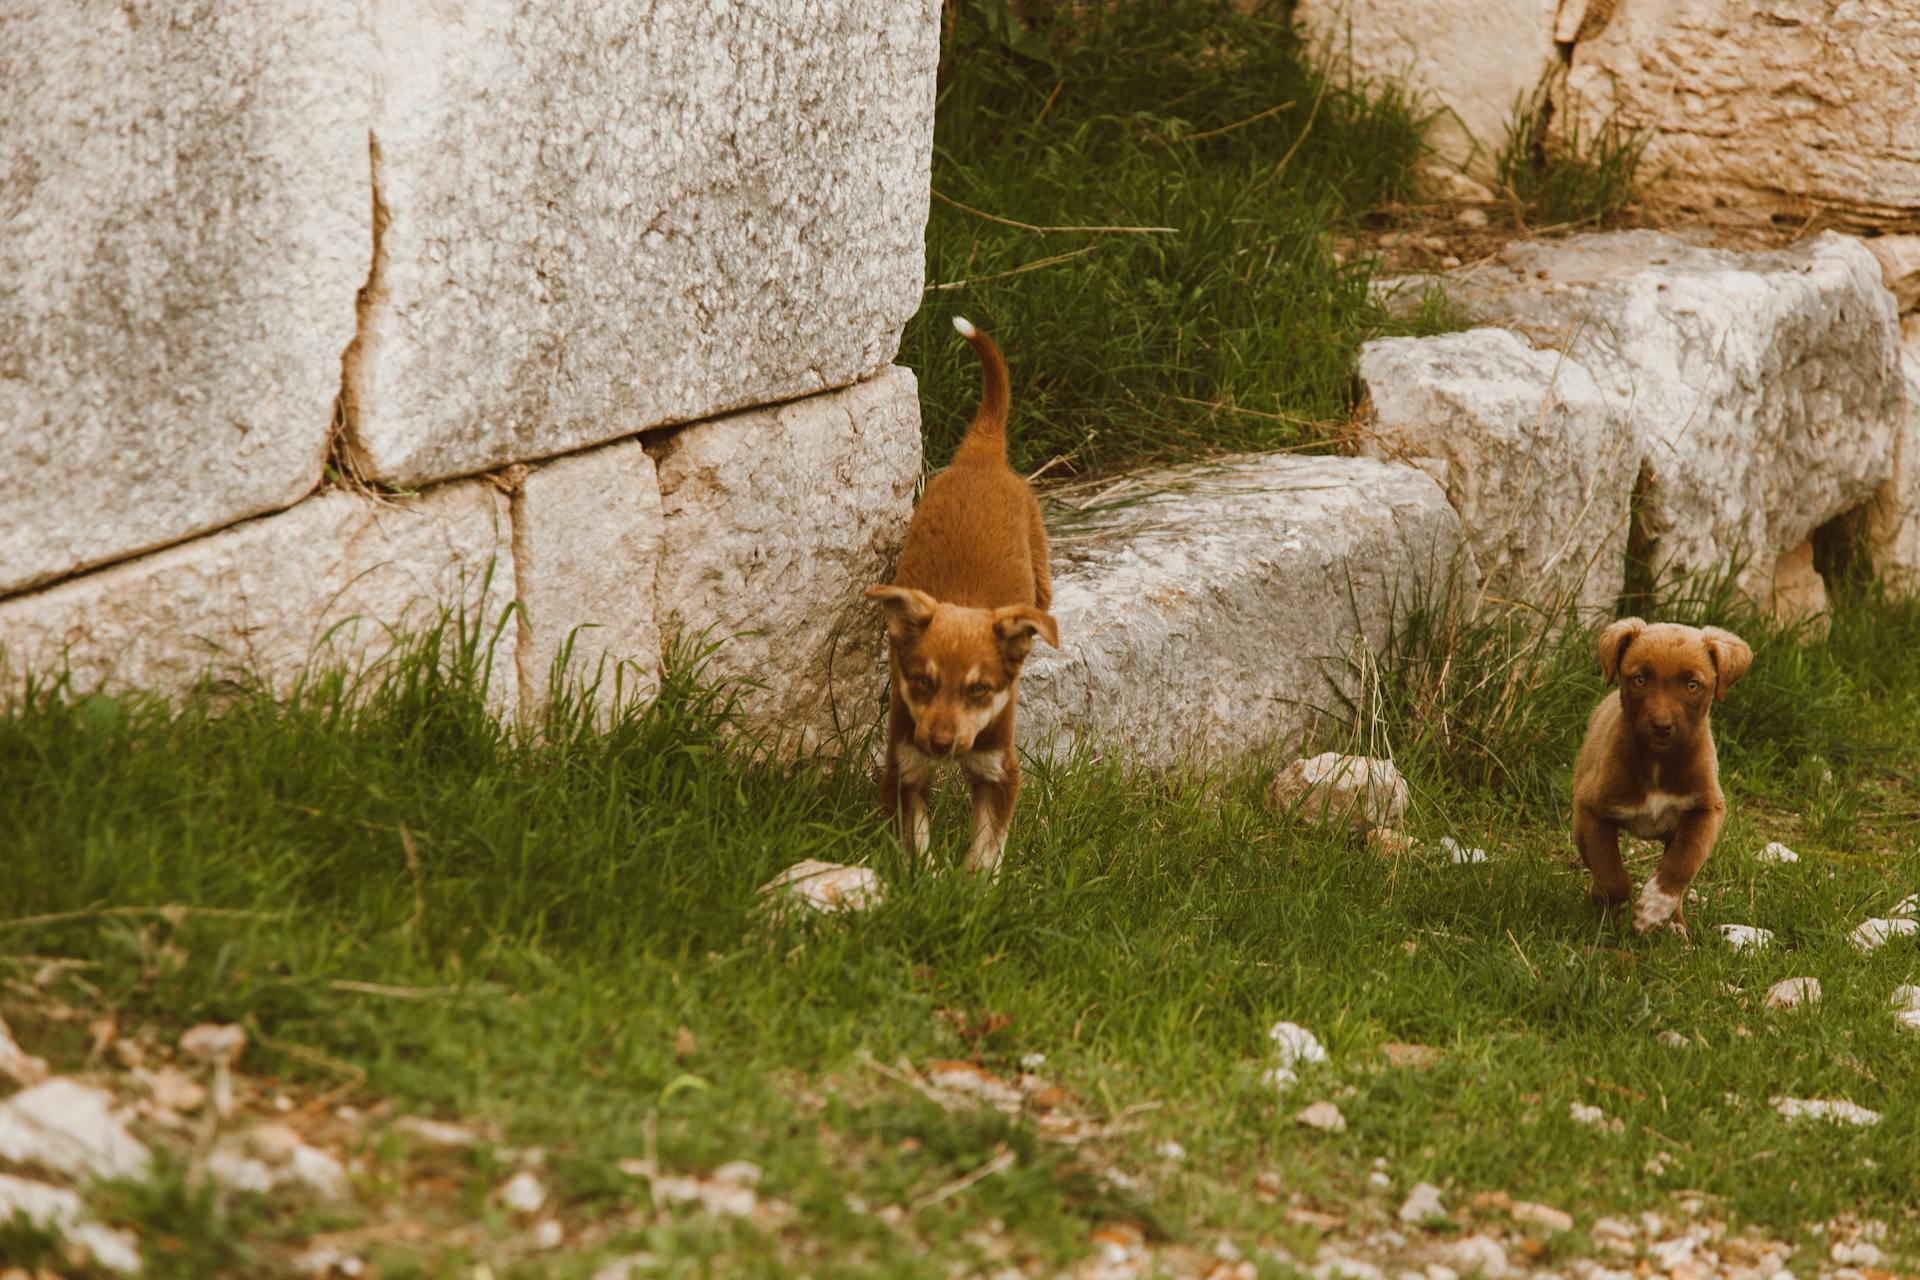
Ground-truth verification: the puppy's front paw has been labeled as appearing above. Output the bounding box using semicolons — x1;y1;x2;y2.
1632;878;1682;934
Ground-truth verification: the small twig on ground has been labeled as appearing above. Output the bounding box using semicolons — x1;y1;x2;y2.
1260;73;1328;188
932;188;1176;235
1505;929;1541;982
1184;100;1295;142
328;980;508;1000
0;903;285;933
926;243;1102;292
1033;80;1063;127
398;824;426;932
911;1144;1016;1213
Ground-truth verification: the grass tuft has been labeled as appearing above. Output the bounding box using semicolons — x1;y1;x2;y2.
1496;72;1647;229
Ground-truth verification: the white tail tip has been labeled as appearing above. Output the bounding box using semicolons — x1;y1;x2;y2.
951;315;978;338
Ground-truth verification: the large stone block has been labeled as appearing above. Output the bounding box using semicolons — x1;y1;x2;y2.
344;0;940;487
1355;328;1635;618
649;368;922;753
1428;231;1903;601
1017;455;1470;766
510;440;663;718
1561;0;1920;229
0;482;517;712
1868;337;1920;594
1294;0;1559;179
0;1;373;595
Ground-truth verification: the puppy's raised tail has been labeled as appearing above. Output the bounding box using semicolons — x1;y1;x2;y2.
951;315;1009;459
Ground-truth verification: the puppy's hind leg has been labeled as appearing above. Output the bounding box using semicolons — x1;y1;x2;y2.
1573;806;1631;912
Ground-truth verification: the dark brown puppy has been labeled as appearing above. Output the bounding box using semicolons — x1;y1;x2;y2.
1571;618;1752;934
866;317;1058;873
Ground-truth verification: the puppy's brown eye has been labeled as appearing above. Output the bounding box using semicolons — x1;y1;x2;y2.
908;675;933;696
1686;679;1701;692
969;682;991;699
1632;674;1648;687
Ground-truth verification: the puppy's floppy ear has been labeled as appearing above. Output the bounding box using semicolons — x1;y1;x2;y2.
1597;617;1646;684
866;585;937;643
992;606;1060;665
1701;626;1752;701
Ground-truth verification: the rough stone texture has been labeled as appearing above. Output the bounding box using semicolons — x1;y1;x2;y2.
511;441;663;719
1561;0;1920;229
0;482;517;712
758;859;885;917
0;1;372;595
1867;340;1920;593
0;1173;142;1274
1355;328;1635;617
1430;231;1902;601
650;368;922;752
1769;538;1828;629
1267;753;1410;834
345;0;940;487
1018;455;1471;765
0;1079;150;1183
1863;235;1920;313
1294;0;1558;179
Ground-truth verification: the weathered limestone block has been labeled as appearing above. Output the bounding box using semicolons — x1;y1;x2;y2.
1431;231;1902;601
1863;236;1920;314
1355;328;1635;617
0;1;372;595
1267;752;1409;833
649;368;922;753
1018;455;1471;766
1868;338;1920;594
345;0;940;487
0;482;516;712
1294;0;1559;179
511;441;663;718
1561;0;1920;229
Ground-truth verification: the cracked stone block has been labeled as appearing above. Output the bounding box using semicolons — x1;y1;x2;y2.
0;1;372;595
649;368;921;754
344;0;940;487
1294;0;1559;179
0;481;517;713
1562;0;1920;229
1425;231;1902;602
511;440;664;720
1018;455;1471;766
1355;327;1635;618
1868;333;1920;594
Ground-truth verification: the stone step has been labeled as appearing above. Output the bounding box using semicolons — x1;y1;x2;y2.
1017;454;1469;766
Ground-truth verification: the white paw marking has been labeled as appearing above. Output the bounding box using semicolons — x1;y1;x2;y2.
1633;879;1682;933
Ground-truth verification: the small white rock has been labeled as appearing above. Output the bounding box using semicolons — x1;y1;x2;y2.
1717;924;1774;952
1771;1095;1882;1126
1263;1064;1300;1092
1156;1139;1187;1161
1268;752;1409;833
499;1169;548;1215
0;1078;152;1182
0;1013;49;1088
1268;1021;1329;1068
1647;1237;1695;1270
1511;1201;1573;1233
394;1116;480;1148
1656;1030;1691;1049
1295;1101;1346;1133
1019;1052;1047;1070
1755;841;1800;865
1398;1181;1447;1225
0;1171;143;1273
531;1218;565;1250
758;859;883;915
1568;1100;1608;1128
1368;1170;1393;1191
1454;207;1489;229
1891;983;1920;1033
1832;1241;1885;1267
1439;836;1488;865
1442;1234;1510;1279
1891;892;1917;918
1763;977;1821;1010
1849;916;1917;951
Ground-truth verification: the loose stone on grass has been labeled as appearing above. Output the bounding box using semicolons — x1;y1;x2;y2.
1399;1182;1448;1226
1716;924;1774;952
757;859;884;917
1510;1201;1574;1233
1267;753;1409;834
1265;1021;1329;1092
0;1078;151;1182
1568;1101;1624;1134
1295;1101;1347;1133
1755;841;1800;865
0;1171;142;1274
1439;837;1487;865
1890;984;1920;1033
1849;916;1917;950
498;1169;548;1216
1771;1095;1882;1126
1763;977;1821;1010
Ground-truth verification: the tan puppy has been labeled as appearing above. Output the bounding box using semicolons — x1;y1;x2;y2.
1572;618;1752;934
866;317;1058;873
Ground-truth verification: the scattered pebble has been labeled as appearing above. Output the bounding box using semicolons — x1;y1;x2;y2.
1156;1139;1186;1161
1716;924;1774;952
394;1116;480;1148
1269;1022;1329;1067
1755;841;1800;865
0;1078;152;1182
1295;1101;1347;1133
1771;1095;1881;1126
758;859;883;915
1439;836;1488;865
1892;892;1917;917
1267;753;1408;833
1567;1101;1622;1133
0;1171;142;1273
1368;1170;1393;1191
1849;916;1917;951
531;1218;565;1250
1440;1234;1509;1279
1398;1181;1447;1225
1890;984;1920;1033
1656;1030;1691;1049
1763;977;1821;1010
1020;1052;1047;1070
621;1159;761;1218
1454;208;1489;229
293;1245;367;1277
1510;1201;1573;1233
0;1014;49;1088
498;1169;548;1215
1832;1240;1885;1267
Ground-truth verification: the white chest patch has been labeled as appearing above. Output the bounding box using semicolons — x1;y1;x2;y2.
1614;790;1694;840
960;750;1008;783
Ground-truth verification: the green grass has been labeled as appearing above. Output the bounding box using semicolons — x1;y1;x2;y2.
1495;73;1647;230
902;0;1463;478
4;585;1920;1275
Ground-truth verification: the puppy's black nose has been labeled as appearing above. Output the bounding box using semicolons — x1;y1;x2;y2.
1650;719;1675;738
928;734;955;754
